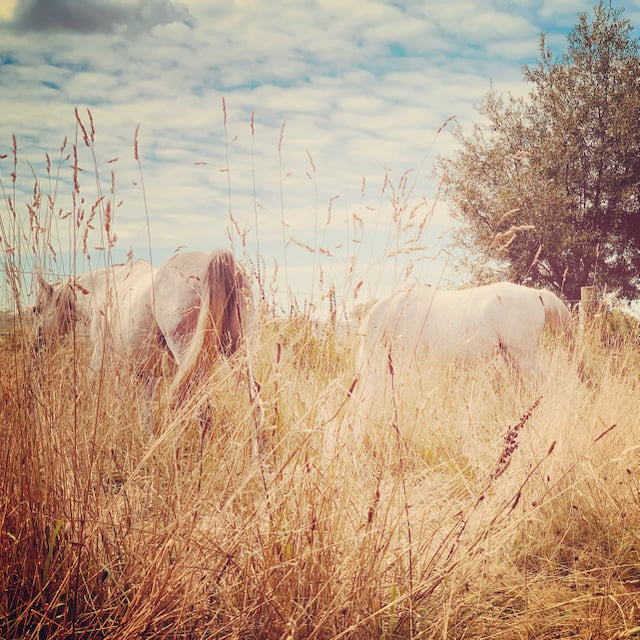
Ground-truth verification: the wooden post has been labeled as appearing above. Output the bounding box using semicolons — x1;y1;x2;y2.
581;286;595;318
580;285;596;338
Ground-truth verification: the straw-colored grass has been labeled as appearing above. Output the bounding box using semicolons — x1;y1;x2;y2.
2;114;639;638
2;307;640;639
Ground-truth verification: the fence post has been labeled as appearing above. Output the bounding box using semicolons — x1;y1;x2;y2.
580;286;595;319
580;285;596;338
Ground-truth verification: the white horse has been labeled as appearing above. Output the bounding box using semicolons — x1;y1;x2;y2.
334;281;571;452
34;249;257;407
357;281;571;379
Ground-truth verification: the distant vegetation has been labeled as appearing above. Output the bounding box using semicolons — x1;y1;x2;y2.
0;310;13;333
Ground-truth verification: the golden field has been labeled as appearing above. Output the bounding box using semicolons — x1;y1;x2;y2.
1;302;640;639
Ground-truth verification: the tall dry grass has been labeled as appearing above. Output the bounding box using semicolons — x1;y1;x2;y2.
1;113;640;638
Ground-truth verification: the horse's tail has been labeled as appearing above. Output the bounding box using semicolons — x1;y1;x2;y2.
170;249;243;405
539;289;572;337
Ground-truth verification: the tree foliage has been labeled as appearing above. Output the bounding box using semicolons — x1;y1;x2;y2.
441;2;640;301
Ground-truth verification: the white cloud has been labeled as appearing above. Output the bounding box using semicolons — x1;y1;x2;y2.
539;0;594;21
0;0;609;305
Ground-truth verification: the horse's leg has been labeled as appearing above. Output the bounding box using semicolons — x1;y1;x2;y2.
322;372;366;462
324;339;393;464
197;400;213;434
89;321;106;374
504;343;541;382
134;369;161;434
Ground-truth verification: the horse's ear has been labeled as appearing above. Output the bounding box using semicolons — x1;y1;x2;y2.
35;273;54;307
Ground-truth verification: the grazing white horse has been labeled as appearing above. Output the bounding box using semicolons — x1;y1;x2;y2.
331;281;572;453
356;281;571;379
34;250;257;407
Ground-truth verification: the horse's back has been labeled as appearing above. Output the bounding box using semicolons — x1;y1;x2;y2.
398;284;520;359
358;281;548;369
361;283;501;359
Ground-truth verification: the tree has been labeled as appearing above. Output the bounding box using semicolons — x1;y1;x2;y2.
440;2;640;301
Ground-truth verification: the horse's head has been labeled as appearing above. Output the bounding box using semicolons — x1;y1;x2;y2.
32;274;77;353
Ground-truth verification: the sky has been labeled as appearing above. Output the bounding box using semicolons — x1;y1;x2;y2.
0;0;632;316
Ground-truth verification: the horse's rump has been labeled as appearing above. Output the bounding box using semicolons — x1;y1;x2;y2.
157;250;254;404
538;288;572;337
